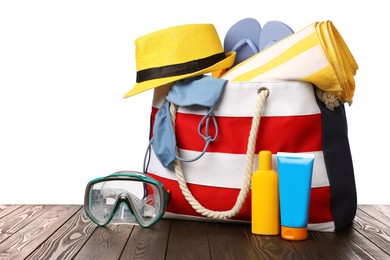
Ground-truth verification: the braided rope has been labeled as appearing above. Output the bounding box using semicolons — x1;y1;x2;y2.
170;88;269;219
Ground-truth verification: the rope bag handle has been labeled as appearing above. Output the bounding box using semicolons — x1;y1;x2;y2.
170;87;269;219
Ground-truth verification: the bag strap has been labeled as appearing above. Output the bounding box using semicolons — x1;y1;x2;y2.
170;87;269;219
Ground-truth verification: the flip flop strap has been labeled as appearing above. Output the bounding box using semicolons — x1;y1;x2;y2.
171;87;269;219
231;37;259;55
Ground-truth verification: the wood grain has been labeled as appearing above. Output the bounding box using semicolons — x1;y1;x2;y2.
165;220;211;260
0;205;389;260
247;228;300;260
25;207;96;260
353;207;390;256
207;222;259;260
0;205;22;219
359;204;390;228
0;205;52;243
0;205;80;260
291;227;389;260
73;222;134;260
120;219;171;260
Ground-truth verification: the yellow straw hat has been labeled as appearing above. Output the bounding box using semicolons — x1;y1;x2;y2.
123;24;236;98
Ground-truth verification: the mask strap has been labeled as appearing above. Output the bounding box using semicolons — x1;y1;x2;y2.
175;107;218;163
143;138;153;173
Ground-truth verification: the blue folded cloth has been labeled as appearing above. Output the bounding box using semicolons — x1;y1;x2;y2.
152;75;227;167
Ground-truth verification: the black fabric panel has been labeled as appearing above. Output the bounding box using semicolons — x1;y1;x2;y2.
315;92;357;231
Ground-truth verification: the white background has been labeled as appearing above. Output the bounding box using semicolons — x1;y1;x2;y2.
0;0;388;204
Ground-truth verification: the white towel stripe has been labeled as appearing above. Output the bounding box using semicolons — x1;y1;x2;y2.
251;45;329;81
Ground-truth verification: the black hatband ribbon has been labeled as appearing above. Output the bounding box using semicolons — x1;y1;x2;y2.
136;53;226;83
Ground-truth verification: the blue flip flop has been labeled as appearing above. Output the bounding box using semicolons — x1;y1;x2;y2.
259;21;294;51
224;18;262;66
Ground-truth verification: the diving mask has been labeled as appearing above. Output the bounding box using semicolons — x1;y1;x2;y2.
84;171;169;228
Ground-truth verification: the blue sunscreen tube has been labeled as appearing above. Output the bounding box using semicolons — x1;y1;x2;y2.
277;152;315;241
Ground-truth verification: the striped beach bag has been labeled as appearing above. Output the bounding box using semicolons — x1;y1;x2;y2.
146;80;357;232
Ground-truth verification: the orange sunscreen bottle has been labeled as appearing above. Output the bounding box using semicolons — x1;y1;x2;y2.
251;150;280;235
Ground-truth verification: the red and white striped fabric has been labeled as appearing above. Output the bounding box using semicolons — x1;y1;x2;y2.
146;81;356;232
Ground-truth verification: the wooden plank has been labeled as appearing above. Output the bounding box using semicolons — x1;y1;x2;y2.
0;205;52;243
245;227;300;259
73;223;134;260
166;220;211;260
289;206;390;260
0;205;80;260
290;227;390;260
206;222;258;260
0;205;388;259
120;219;171;260
25;208;96;260
353;207;390;256
359;205;390;228
0;205;23;219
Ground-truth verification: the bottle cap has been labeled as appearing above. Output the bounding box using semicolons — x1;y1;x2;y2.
258;150;272;170
281;226;308;241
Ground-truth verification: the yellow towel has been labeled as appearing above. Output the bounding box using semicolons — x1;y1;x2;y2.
221;21;358;104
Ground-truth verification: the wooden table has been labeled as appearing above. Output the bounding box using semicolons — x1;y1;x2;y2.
0;205;389;259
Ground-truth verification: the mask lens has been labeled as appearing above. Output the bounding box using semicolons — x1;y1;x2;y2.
112;203;136;223
87;178;164;227
88;181;119;225
130;182;162;227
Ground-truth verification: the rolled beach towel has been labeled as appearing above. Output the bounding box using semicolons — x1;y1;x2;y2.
221;21;358;107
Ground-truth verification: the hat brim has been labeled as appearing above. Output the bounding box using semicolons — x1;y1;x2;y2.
123;52;236;98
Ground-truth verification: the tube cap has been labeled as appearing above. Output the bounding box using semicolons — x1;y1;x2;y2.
281;226;308;241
